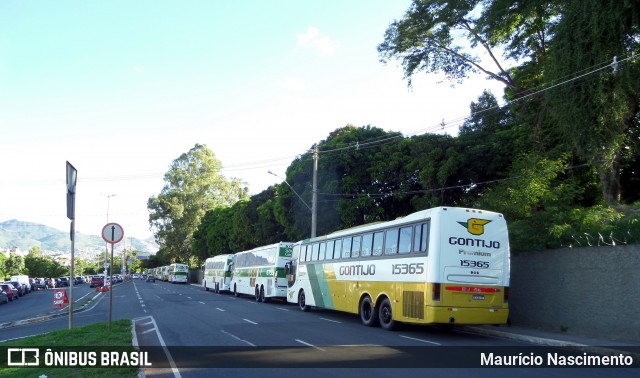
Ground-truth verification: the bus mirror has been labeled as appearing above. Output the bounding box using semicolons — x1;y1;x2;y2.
284;263;290;275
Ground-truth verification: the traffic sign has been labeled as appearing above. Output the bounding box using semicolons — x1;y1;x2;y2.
52;289;69;309
102;223;124;244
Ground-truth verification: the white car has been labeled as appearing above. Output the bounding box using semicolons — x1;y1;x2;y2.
132;274;140;279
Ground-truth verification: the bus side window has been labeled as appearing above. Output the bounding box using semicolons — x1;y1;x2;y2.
327;240;335;260
351;236;361;258
385;228;399;255
292;244;300;260
302;245;309;262
334;239;342;259
361;233;373;257
312;243;320;261
413;222;429;254
342;237;352;259
372;232;384;256
398;226;412;254
319;242;326;261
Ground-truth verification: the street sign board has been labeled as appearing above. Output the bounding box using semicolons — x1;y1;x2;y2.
102;223;124;244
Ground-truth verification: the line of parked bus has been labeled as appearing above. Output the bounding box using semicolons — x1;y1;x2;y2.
146;207;511;330
151;263;189;284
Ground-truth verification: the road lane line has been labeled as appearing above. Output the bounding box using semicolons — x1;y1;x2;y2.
275;307;289;311
319;317;341;323
399;335;441;345
295;339;326;351
221;330;256;347
216;308;225;312
243;319;258;325
198;301;206;305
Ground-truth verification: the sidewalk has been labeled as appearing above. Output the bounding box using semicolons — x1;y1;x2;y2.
460;324;640;360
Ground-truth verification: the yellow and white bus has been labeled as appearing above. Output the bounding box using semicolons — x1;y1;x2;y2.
168;263;188;284
162;266;170;282
285;206;510;330
230;242;294;302
203;254;234;293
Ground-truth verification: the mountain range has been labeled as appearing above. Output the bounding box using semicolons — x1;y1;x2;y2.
0;219;158;254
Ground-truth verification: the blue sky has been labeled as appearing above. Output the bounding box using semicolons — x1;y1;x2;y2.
0;1;505;241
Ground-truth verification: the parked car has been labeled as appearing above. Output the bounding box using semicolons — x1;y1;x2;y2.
10;275;31;294
46;278;56;289
35;278;48;290
0;290;8;304
8;281;25;297
58;277;70;287
146;275;155;283
89;276;104;288
29;278;36;291
0;283;18;301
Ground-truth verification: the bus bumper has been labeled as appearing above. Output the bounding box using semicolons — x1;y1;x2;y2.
425;306;509;325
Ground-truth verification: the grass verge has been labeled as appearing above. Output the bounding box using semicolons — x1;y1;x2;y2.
0;319;138;378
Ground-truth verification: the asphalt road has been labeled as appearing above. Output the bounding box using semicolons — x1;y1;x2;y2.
1;279;636;378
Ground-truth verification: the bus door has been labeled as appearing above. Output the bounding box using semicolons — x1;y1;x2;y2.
286;244;299;288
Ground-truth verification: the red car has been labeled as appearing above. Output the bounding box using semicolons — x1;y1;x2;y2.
89;276;104;288
0;283;18;301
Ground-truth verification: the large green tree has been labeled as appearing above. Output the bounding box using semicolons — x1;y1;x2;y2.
543;0;640;204
148;144;248;263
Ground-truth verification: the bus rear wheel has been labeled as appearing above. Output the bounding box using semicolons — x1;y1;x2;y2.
204;282;209;291
259;286;270;303
359;296;379;327
255;286;260;301
378;298;396;331
234;284;238;297
298;290;310;312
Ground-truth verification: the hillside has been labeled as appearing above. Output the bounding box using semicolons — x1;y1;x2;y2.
0;220;158;253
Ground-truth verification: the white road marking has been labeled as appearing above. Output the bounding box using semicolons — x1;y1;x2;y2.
319;317;341;323
221;330;256;347
295;339;326;351
399;335;441;345
243;319;258;325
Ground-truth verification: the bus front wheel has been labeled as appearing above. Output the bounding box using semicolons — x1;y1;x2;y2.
204;282;209;291
359;296;379;327
298;290;310;312
378;298;396;331
234;284;238;297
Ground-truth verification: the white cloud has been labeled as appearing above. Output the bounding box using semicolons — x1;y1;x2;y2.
278;77;305;92
296;26;337;55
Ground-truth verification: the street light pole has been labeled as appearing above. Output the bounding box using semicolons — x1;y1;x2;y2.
268;170;316;237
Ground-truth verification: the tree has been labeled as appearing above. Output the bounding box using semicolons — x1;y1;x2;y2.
5;253;25;276
377;0;530;91
543;0;640;204
148;144;248;263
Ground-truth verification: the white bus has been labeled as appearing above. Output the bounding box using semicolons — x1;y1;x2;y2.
168;263;189;284
202;254;234;293
285;207;510;330
230;242;294;302
162;266;170;282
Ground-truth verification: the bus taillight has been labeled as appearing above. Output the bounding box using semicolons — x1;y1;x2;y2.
432;283;441;301
504;287;509;304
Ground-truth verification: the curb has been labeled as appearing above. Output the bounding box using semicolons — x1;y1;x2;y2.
459;326;640;360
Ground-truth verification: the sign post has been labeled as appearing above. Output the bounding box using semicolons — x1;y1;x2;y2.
102;222;124;331
66;161;77;330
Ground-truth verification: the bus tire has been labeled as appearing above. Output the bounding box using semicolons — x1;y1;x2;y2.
259;286;270;303
234;284;238;297
215;283;220;294
255;286;260;301
378;297;396;331
298;290;310;312
359;296;379;327
204;282;209;291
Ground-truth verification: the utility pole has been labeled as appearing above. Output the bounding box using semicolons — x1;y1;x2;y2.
311;144;318;238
